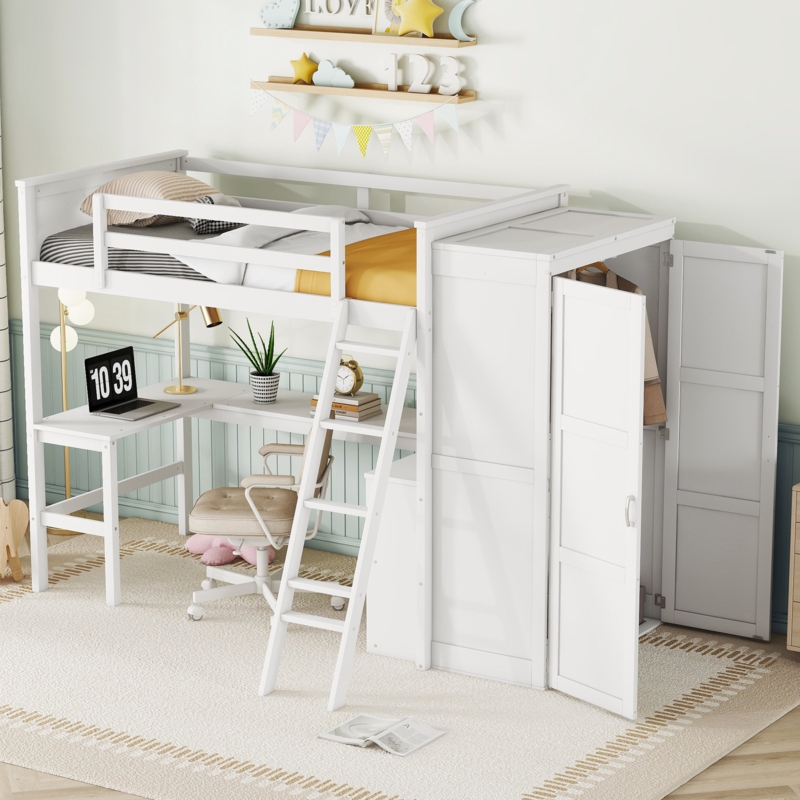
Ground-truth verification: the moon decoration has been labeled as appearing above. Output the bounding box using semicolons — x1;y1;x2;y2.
448;0;475;42
260;0;301;29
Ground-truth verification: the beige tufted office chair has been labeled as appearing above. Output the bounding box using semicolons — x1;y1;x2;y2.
186;428;336;621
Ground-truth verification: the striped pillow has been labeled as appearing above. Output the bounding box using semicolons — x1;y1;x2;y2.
81;171;222;228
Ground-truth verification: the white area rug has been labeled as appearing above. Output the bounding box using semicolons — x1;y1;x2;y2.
2;518;800;800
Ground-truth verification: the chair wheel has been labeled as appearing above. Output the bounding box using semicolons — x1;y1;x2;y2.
201;578;217;591
331;596;346;611
187;604;205;621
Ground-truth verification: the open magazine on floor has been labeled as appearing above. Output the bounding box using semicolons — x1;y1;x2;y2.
320;715;445;757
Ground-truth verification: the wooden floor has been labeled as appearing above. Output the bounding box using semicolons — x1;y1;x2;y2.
5;528;800;798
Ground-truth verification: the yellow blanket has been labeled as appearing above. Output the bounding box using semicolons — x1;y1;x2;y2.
295;227;416;306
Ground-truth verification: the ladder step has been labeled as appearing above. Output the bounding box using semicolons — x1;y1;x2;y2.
281;611;345;633
335;340;401;358
321;419;386;438
288;577;353;598
305;498;369;518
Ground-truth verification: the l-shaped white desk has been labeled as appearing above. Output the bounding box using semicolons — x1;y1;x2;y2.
31;378;417;605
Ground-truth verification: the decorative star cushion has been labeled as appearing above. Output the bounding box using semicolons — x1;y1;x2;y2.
397;0;444;37
291;53;319;85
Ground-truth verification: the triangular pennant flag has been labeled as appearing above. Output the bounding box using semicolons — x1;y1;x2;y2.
293;110;312;142
374;123;393;158
352;125;373;158
270;99;290;131
332;123;351;155
394;120;413;151
415;111;435;143
313;118;332;151
250;88;271;116
436;103;459;132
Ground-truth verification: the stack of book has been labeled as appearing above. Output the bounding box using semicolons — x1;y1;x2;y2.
310;392;382;422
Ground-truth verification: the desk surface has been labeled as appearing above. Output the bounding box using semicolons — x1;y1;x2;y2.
34;378;417;450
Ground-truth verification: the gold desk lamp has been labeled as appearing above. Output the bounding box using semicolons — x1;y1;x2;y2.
153;306;222;394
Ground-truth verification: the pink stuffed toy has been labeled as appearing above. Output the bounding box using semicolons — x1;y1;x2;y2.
185;533;275;568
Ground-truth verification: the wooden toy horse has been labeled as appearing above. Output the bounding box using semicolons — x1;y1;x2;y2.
0;499;29;582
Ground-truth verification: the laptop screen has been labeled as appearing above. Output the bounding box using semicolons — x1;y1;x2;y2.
84;346;138;412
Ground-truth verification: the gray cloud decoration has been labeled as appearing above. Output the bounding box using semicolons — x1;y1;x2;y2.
312;60;356;89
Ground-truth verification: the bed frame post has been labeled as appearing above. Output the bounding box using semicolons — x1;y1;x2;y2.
92;193;108;289
18;184;48;591
329;219;346;319
415;223;433;671
176;304;193;535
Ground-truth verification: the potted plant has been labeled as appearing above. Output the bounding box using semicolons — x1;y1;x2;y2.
230;319;287;404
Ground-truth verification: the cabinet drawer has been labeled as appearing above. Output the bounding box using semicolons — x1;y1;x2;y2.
432;457;536;663
432;264;537;468
796;500;800;522
792;603;800;648
795;523;800;553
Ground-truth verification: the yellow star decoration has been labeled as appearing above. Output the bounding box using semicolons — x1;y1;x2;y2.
290;53;318;85
397;0;444;37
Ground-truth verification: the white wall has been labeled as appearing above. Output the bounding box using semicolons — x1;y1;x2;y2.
2;0;799;418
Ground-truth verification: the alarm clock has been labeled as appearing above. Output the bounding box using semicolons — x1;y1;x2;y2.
335;357;364;396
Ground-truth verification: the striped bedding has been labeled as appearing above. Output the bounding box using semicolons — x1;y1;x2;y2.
39;222;214;281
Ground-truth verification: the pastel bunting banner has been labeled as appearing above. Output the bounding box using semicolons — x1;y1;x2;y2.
436;103;459;133
374;123;393;158
393;120;413;151
353;126;373;158
333;123;351;155
293;110;312;142
250;88;270;116
252;89;459;156
269;99;289;131
313;119;331;151
415;111;436;143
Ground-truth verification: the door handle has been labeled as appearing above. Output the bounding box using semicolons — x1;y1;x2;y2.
625;495;635;528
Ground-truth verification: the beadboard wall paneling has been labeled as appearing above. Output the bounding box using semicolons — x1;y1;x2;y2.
10;320;415;557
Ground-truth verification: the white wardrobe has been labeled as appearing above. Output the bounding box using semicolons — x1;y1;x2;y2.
426;207;782;720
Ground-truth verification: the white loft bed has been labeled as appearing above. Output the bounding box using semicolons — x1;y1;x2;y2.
17;149;569;672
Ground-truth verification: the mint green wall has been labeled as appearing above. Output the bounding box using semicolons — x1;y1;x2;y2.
10;320;415;557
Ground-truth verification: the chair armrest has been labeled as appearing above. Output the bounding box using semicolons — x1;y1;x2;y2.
241;474;298;489
258;443;305;458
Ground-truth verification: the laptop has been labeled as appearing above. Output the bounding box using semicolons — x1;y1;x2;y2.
85;346;180;420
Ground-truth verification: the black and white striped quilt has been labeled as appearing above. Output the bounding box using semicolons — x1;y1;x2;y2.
39;222;214;282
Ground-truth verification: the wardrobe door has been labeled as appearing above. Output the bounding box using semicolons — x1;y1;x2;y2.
549;276;645;720
661;241;783;640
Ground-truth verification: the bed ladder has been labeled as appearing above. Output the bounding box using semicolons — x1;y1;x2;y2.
259;299;417;711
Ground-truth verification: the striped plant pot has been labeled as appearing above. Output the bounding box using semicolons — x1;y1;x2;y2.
250;372;280;404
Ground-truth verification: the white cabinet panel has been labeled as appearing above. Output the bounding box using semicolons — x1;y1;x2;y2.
677;383;764;502
662;241;782;640
675;505;759;624
366;456;417;663
432;457;535;668
560;429;630;566
432;264;536;468
549;277;644;720
558;558;626;700
681;255;767;377
561;292;635;432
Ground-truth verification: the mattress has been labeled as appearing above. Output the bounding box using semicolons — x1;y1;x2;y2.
40;221;215;281
39;219;416;305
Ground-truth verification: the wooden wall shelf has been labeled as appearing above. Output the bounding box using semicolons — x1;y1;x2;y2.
252;78;477;104
250;25;477;48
